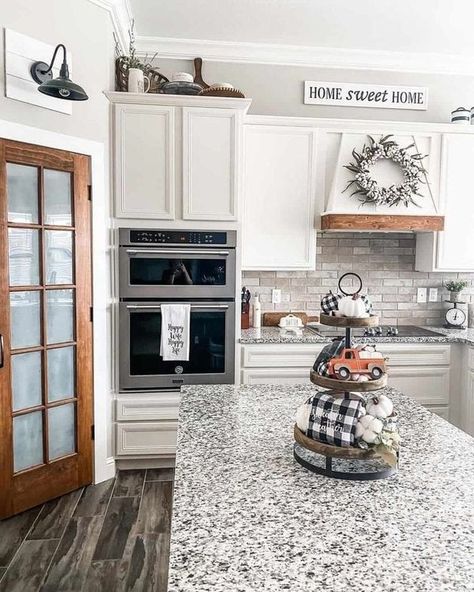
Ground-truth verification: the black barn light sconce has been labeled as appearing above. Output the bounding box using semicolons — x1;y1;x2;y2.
30;44;88;101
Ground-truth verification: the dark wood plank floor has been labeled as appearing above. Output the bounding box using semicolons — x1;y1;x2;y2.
0;469;174;592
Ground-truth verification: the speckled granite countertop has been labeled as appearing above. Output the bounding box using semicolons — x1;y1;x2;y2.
168;384;474;592
240;325;474;345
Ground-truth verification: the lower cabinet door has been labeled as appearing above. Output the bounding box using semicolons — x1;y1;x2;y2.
466;370;474;436
116;422;177;456
241;368;311;385
386;366;450;406
425;406;450;420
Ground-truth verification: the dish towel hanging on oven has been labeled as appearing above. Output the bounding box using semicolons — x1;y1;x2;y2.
160;304;191;361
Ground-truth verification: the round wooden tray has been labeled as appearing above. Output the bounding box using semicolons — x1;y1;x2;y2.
310;369;387;391
319;313;380;328
294;424;374;459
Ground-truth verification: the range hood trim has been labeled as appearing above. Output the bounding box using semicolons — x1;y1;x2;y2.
320;213;445;232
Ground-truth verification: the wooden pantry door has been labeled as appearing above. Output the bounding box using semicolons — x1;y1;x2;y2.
0;139;93;519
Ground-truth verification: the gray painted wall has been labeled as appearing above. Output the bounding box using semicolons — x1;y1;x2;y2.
0;0;115;143
157;57;474;123
0;0;116;457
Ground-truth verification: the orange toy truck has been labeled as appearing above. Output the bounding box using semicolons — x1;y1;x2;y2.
328;347;386;380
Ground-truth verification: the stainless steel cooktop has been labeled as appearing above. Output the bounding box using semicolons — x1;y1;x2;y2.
306;324;446;338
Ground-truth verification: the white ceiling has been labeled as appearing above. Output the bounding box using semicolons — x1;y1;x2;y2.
129;0;474;56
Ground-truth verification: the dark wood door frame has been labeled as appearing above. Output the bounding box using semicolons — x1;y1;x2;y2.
0;139;93;519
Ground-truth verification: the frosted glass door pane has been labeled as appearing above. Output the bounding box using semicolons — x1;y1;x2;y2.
7;163;39;224
8;228;40;286
45;230;73;285
48;403;75;460
47;290;74;344
44;169;72;226
10;291;41;349
12;352;42;411
48;346;75;401
13;411;43;472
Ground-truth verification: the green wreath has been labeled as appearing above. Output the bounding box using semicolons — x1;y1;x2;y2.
344;135;427;208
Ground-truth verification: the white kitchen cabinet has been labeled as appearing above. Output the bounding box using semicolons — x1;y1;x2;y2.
241;342;451;419
416;133;474;272
242;125;317;270
114;390;180;458
426;406;450;420
116;422;178;457
386;366;450;407
114;104;175;219
464;348;474;436
182;107;241;221
108;92;251;223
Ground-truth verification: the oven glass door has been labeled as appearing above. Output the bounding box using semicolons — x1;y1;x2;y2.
119;302;235;389
119;248;236;299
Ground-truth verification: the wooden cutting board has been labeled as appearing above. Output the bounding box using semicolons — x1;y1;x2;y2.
262;312;319;327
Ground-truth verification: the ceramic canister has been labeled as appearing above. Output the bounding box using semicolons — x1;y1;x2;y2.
451;107;470;124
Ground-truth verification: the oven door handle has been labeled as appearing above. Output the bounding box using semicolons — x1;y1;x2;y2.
125;248;230;256
126;304;230;310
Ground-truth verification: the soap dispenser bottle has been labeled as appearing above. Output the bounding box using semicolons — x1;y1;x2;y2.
252;293;261;328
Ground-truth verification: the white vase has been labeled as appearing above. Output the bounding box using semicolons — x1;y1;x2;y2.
128;68;150;93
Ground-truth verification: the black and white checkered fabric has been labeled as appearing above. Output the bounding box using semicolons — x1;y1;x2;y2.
360;295;373;314
313;337;347;378
320;291;341;314
317;361;331;377
307;392;365;447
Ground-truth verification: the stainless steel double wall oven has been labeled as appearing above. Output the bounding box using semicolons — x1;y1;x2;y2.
119;229;236;390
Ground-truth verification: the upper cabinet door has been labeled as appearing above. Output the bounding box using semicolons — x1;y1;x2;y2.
436;134;474;271
416;133;474;272
242;125;317;270
115;104;175;219
182;107;240;221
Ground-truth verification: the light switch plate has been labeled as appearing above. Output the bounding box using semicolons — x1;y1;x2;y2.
417;287;427;303
272;289;281;304
429;287;438;302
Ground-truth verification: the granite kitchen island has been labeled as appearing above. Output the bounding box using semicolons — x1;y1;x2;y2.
168;384;474;592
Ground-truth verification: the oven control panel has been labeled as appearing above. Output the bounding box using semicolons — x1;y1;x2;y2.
127;230;232;246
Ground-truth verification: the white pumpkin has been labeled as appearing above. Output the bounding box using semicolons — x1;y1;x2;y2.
295;402;312;432
338;295;368;318
355;414;384;444
366;394;394;419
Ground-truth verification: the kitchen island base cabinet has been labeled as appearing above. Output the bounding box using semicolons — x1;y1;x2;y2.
241;343;451;419
114;391;179;460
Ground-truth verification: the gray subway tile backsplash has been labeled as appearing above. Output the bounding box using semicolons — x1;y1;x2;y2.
242;232;474;325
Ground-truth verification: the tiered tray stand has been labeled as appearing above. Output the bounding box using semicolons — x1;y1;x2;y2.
294;313;398;481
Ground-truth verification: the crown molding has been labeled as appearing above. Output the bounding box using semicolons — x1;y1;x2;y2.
135;35;474;76
86;0;132;51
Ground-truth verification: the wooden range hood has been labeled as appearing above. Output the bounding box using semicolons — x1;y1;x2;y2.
321;213;445;232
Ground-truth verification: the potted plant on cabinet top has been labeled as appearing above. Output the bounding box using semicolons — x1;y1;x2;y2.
444;280;469;303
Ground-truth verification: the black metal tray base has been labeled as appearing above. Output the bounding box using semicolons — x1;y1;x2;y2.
294;443;398;481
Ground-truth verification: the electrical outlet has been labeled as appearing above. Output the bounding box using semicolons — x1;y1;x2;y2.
429;287;438;302
417;288;427;303
272;289;281;304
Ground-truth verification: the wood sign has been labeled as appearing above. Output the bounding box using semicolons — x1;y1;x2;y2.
304;81;428;110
